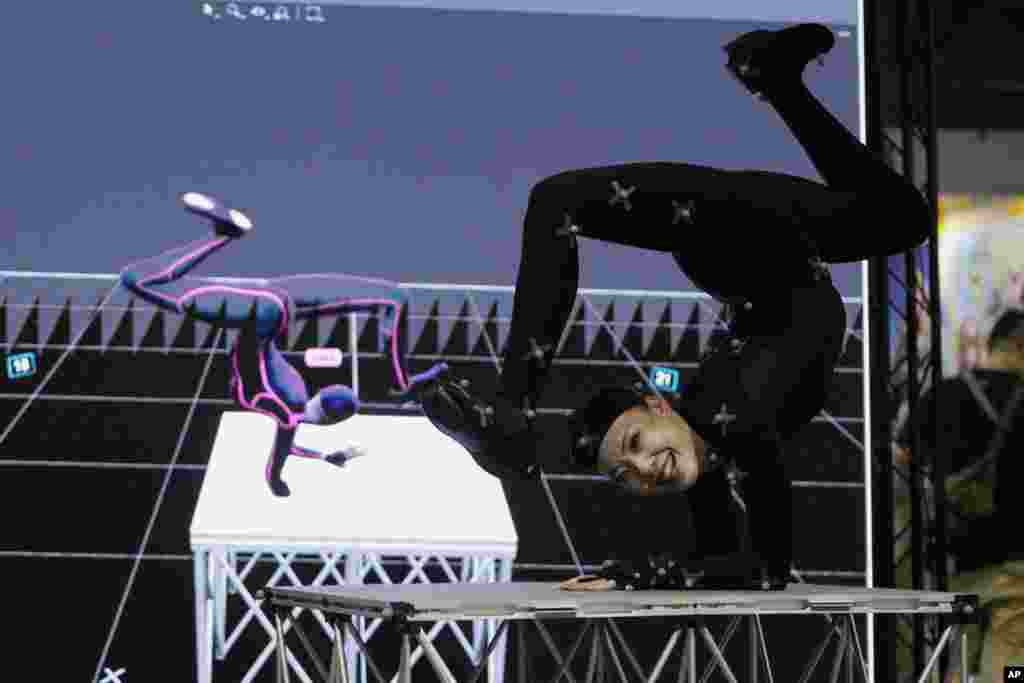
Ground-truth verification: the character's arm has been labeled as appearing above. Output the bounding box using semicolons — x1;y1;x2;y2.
289;443;325;460
290;442;369;467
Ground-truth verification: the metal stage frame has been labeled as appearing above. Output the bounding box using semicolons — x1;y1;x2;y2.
195;548;514;683
190;411;519;683
865;0;946;679
261;582;978;683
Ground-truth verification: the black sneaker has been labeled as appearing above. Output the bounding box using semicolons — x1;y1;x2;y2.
723;23;836;97
418;372;540;481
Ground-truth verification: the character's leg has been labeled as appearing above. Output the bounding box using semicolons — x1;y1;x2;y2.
120;235;235;314
265;426;296;497
271;275;447;394
123;241;290;338
120;193;288;337
724;24;932;261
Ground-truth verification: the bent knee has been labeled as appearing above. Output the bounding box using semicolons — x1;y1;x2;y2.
120;268;140;291
893;187;933;251
528;171;579;208
524;173;581;234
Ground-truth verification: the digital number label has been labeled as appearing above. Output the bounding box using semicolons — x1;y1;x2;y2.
649;365;679;392
304;348;344;368
6;352;37;380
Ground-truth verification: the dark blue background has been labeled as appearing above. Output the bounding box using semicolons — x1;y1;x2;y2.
1;2;861;293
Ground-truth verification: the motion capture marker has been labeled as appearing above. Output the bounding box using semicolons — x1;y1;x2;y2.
809;255;830;281
713;403;736;436
555;213;580;249
473;404;495;428
521;337;553;368
522;396;537;421
182;192;216;212
736;62;761;79
608;180;637;212
576;434;594;451
671;199;695;226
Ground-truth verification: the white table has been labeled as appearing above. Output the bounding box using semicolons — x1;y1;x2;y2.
191;411;518;683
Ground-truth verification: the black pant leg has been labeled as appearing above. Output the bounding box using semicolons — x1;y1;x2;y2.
500;162;734;402
761;81;931;261
501;162;868;402
697;279;845;571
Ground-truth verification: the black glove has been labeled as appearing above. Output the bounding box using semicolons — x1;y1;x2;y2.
595;552;788;591
418;373;539;480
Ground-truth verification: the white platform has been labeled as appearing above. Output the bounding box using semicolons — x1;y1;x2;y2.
190;411;518;683
191;411;517;555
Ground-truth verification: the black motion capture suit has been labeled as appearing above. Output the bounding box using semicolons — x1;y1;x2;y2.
420;24;931;588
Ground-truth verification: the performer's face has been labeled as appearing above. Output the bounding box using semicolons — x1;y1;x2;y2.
596;395;704;495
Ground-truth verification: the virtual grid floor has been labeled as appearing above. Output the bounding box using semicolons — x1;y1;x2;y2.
0;272;870;682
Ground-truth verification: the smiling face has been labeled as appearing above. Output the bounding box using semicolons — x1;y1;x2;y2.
596;394;705;495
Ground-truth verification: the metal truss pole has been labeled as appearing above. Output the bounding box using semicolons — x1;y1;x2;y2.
921;0;946;599
921;2;949;679
865;0;896;679
864;0;942;679
898;1;926;676
867;0;944;679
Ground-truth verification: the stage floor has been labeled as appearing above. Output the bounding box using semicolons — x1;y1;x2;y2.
264;580;972;621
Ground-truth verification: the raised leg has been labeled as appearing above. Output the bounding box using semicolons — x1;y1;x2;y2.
121;235;290;339
121;235;233;314
724;24;931;261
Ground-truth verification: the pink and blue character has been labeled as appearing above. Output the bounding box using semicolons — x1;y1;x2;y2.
120;192;447;496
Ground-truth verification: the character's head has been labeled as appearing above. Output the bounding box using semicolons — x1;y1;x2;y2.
569;384;706;496
986;309;1024;372
303;384;359;425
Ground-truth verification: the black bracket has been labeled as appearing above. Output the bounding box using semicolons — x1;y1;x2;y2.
951;594;981;624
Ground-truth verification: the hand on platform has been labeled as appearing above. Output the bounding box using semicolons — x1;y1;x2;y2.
558;575;617;592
